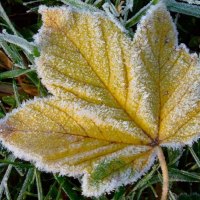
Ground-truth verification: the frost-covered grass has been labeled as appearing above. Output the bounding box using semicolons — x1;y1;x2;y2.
0;0;200;199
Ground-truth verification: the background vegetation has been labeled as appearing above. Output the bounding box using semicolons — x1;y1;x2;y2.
0;0;200;199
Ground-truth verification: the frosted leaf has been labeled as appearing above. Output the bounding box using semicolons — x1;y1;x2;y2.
131;3;200;146
0;96;154;195
0;1;200;197
34;5;158;138
83;147;156;197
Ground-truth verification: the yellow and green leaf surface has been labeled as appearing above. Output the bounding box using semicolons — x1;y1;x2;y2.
0;2;200;197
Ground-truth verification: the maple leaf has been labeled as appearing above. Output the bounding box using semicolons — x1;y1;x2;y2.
0;2;199;198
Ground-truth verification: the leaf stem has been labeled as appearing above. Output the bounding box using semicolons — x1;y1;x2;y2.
156;146;169;200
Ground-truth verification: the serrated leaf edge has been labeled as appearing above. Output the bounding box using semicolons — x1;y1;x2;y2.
0;96;157;196
82;151;157;197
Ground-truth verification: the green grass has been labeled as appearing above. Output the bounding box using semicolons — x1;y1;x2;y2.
0;0;200;199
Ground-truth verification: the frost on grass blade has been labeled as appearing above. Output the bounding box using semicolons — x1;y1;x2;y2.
0;31;37;55
0;1;200;197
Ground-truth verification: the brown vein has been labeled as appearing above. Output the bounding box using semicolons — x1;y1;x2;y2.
45;142;111;161
46;43;90;66
46;101;89;136
99;19;111;86
160;76;196;122
160;51;183;81
67;145;128;166
81;149;153;181
50;83;119;108
138;49;158;84
131;95;142;122
9;115;84;141
46;39;79;53
46;61;104;89
9;110;138;145
145;24;158;65
160;62;194;112
156;17;171;65
50;14;154;141
118;34;129;108
29;104;75;136
161;108;200;142
89;118;108;141
47;51;90;69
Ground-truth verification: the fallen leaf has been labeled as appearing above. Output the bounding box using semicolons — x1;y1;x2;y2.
0;50;12;69
0;2;199;197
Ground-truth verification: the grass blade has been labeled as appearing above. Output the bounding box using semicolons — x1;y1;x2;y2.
0;41;24;68
112;186;126;200
55;186;62;200
0;155;15;199
0;32;38;56
0;69;34;80
189;147;200;168
54;175;84;200
165;0;200;18
35;169;43;200
4;183;12;200
17;168;35;200
0;159;33;168
169;168;200;182
44;181;57;200
61;0;100;12
12;79;20;107
126;0;159;28
0;3;18;35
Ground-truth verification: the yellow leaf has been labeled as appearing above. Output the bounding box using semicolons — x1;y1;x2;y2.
0;2;199;197
35;5;158;137
130;4;200;146
0;97;155;196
